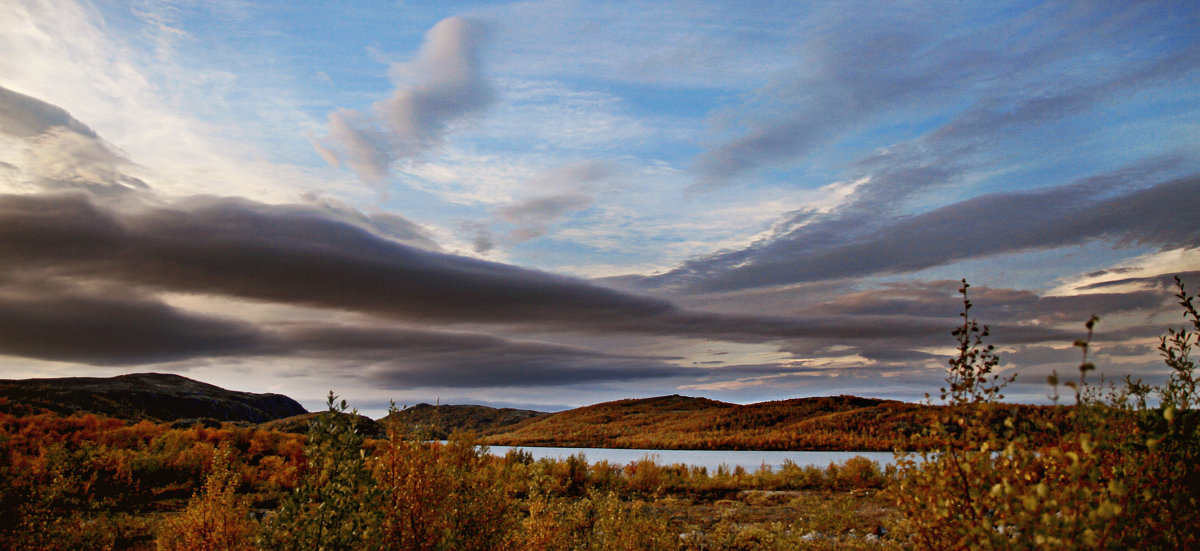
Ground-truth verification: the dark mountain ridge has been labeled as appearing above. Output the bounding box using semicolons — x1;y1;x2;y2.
0;372;306;423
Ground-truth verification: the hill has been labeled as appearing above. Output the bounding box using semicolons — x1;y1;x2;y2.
0;373;1061;451
482;394;944;451
0;372;307;424
260;411;386;439
381;402;549;439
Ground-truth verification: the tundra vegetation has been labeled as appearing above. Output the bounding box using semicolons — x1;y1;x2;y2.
893;279;1200;549
0;279;1195;550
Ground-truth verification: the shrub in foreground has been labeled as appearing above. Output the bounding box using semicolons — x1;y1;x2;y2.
894;278;1200;549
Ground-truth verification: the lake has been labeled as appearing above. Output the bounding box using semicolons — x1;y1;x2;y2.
484;445;899;472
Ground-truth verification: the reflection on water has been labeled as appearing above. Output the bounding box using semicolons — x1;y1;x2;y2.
485;445;898;471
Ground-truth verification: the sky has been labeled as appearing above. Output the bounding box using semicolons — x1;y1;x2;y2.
1;0;1198;416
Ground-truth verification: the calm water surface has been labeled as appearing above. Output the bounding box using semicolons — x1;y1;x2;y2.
485;445;898;471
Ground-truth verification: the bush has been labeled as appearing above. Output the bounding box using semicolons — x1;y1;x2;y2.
894;278;1200;549
156;445;256;551
522;491;679;551
372;407;520;550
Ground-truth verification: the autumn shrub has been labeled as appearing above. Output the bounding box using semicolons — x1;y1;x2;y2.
372;431;450;550
558;452;591;496
588;459;626;493
894;278;1200;549
372;416;520;551
765;460;825;491
701;516;788;551
247;453;299;495
827;455;884;490
587;491;681;550
522;490;679;551
522;493;592;550
625;455;668;495
2;436;149;550
156;444;256;551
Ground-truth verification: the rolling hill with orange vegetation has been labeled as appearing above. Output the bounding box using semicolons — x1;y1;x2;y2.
480;394;1057;451
381;402;549;439
0;373;1063;452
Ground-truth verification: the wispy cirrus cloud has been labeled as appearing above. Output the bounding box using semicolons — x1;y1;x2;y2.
692;1;1200;190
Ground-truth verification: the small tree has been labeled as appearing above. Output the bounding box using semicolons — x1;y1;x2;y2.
258;392;378;551
893;280;1018;549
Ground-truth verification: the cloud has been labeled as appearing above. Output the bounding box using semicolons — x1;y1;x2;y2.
0;85;99;138
377;17;492;148
313;110;393;184
457;220;496;254
647;169;1200;293
0;86;147;193
299;192;441;251
0;190;1174;394
1071;270;1200;295
279;324;689;388
805;279;1172;327
657;16;1200;293
689;6;985;189
496;192;593;242
0;191;1081;352
753;275;1191;382
482;161;612;245
0;269;692;387
0;192;674;327
2;4;353;205
20;128;149;193
315;17;493;184
0;278;265;365
690;2;1200;190
522;160;614;190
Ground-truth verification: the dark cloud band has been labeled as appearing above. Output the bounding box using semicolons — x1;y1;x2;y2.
650;173;1200;293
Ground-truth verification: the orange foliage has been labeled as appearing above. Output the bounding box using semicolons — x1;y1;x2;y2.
483;393;1067;452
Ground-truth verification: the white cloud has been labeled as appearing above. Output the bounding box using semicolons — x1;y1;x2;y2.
0;0;356;205
0;85;147;193
1046;248;1200;297
21;127;148;192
